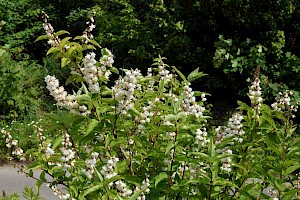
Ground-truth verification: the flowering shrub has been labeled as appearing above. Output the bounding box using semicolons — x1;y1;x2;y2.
1;13;300;200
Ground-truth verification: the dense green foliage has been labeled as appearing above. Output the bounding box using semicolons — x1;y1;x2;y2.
0;48;43;119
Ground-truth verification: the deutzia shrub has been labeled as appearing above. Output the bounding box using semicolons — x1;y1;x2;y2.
2;13;299;200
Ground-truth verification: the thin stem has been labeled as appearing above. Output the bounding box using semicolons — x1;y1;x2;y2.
208;173;213;200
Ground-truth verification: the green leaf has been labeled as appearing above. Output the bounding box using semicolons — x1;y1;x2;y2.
70;185;78;197
171;66;186;81
155;172;168;188
188;152;209;159
128;107;140;117
59;37;72;48
158;79;165;96
74;36;83;40
259;115;275;128
34;35;50;42
214;179;237;187
46;47;61;55
26;162;42;171
284;164;300;176
66;74;85;85
61;57;70;68
100;85;112;96
128;188;146;200
89;39;101;48
110;67;119;74
52;136;62;150
187;67;207;82
123;175;141;185
165;142;175;155
237;101;251;112
95;169;104;182
39;171;46;181
103;175;122;187
86;119;99;135
282;190;299;200
54;30;70;37
82;185;102;197
75;94;91;103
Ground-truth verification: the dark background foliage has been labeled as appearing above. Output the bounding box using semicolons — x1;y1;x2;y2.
0;0;299;122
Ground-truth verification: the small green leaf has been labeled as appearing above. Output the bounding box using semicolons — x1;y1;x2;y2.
39;171;46;181
52;136;62;149
46;47;61;55
75;94;91;103
128;188;146;200
103;175;122;187
35;35;51;42
187;67;207;82
54;30;70;37
171;66;186;81
70;185;78;197
95;168;104;182
66;74;85;85
110;67;119;74
89;39;101;48
86;119;99;135
61;57;70;68
282;190;299;200
188;152;209;159
128;107;140;117
165;142;175;155
59;37;72;48
237;101;251;112
82;185;102;197
155;172;168;188
74;36;83;40
284;164;300;176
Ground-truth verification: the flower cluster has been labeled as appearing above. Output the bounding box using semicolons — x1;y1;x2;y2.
140;101;154;124
249;67;262;118
100;48;114;69
181;84;205;118
112;69;142;114
82;11;96;44
194;128;209;147
215;112;244;144
34;125;55;159
178;162;189;177
101;156;119;182
35;125;46;148
82;52;100;93
135;178;151;200
81;152;99;179
115;180;132;197
60;133;75;171
45;144;55;159
47;184;72;200
1;128;24;158
158;63;173;83
188;162;209;178
41;11;60;46
220;149;232;173
271;91;299;118
166;131;176;139
45;75;90;116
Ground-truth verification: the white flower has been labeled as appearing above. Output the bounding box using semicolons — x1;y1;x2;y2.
112;69;141;114
180;84;205;118
82;52;100;93
195;128;209;147
249;77;262;118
